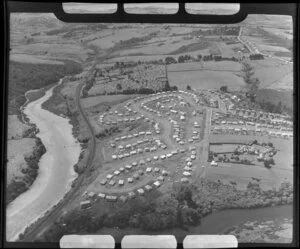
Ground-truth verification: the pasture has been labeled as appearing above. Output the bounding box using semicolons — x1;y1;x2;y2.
168;70;245;90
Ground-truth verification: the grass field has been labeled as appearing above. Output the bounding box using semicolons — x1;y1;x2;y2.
7;115;31;140
168;70;245;90
168;61;242;72
256;89;293;110
7;138;36;184
10;54;65;65
247;58;293;90
82;95;136;109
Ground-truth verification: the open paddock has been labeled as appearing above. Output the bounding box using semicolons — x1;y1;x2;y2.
206;160;293;190
82;95;137;109
168;70;245;91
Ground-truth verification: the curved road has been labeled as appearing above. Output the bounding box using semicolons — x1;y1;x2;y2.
20;67;97;241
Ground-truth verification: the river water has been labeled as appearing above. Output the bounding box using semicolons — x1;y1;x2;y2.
6;79;81;241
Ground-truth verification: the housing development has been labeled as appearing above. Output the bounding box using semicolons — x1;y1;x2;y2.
6;5;293;245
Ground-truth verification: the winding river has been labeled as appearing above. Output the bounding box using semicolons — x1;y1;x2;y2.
6;79;81;241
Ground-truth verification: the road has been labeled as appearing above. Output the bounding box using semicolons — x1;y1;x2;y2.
20;66;97;241
194;107;212;179
238;27;292;64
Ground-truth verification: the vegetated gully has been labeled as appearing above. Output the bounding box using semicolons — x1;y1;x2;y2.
20;63;97;241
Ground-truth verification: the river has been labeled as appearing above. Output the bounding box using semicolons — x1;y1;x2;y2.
6;79;81;241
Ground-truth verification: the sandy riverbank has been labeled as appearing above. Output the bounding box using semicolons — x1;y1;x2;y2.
6;79;81;241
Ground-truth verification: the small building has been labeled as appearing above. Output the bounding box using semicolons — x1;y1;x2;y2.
106;195;117;202
145;185;153;191
109;180;116;186
125;165;132;170
100;179;107;185
211;160;218;166
128;192;136;199
119;195;127;203
181;177;189;183
106;174;113;180
153;181;161;188
80;200;91;209
137;188;145;196
88;192;96;198
98;193;106;199
184;166;192;171
162;170;168;176
182;171;191;177
146;167;152;173
158;176;164;181
114;170;120;176
154;167;160;172
118;179;124;186
128;178;134;183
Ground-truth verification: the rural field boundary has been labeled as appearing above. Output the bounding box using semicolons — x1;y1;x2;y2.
168;68;240;73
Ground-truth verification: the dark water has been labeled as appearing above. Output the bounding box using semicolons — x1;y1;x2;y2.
99;204;293;243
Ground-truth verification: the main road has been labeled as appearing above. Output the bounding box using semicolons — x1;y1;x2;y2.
20;65;97;241
238;27;292;64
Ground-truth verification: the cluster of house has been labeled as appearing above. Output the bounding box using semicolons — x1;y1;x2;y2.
181;147;200;183
98;112;145;126
211;111;293;138
170;119;185;145
140;93;184;117
80;177;165;208
170;116;202;145
111;138;167;160
111;130;153;145
177;90;201;104
235;144;275;155
101;163;170;188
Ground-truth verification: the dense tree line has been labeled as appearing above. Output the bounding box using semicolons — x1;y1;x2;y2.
114;32;158;50
242;62;260;102
213;55;238;62
8;60;82;114
37;177;293;242
191;26;240;37
250;54;264;60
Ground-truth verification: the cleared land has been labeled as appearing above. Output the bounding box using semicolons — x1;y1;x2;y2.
7;138;36;185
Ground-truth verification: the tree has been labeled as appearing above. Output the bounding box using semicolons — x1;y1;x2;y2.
165;57;177;64
186;85;191;90
197;54;202;61
274;101;283;114
264;160;271;168
116;83;122;90
220;85;228;92
178;55;185;63
242;63;254;84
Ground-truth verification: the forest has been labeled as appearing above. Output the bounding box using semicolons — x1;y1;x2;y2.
33;179;293;242
8;60;82;115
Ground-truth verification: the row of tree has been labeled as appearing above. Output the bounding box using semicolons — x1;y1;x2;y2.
249;53;264;60
165;54;239;65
